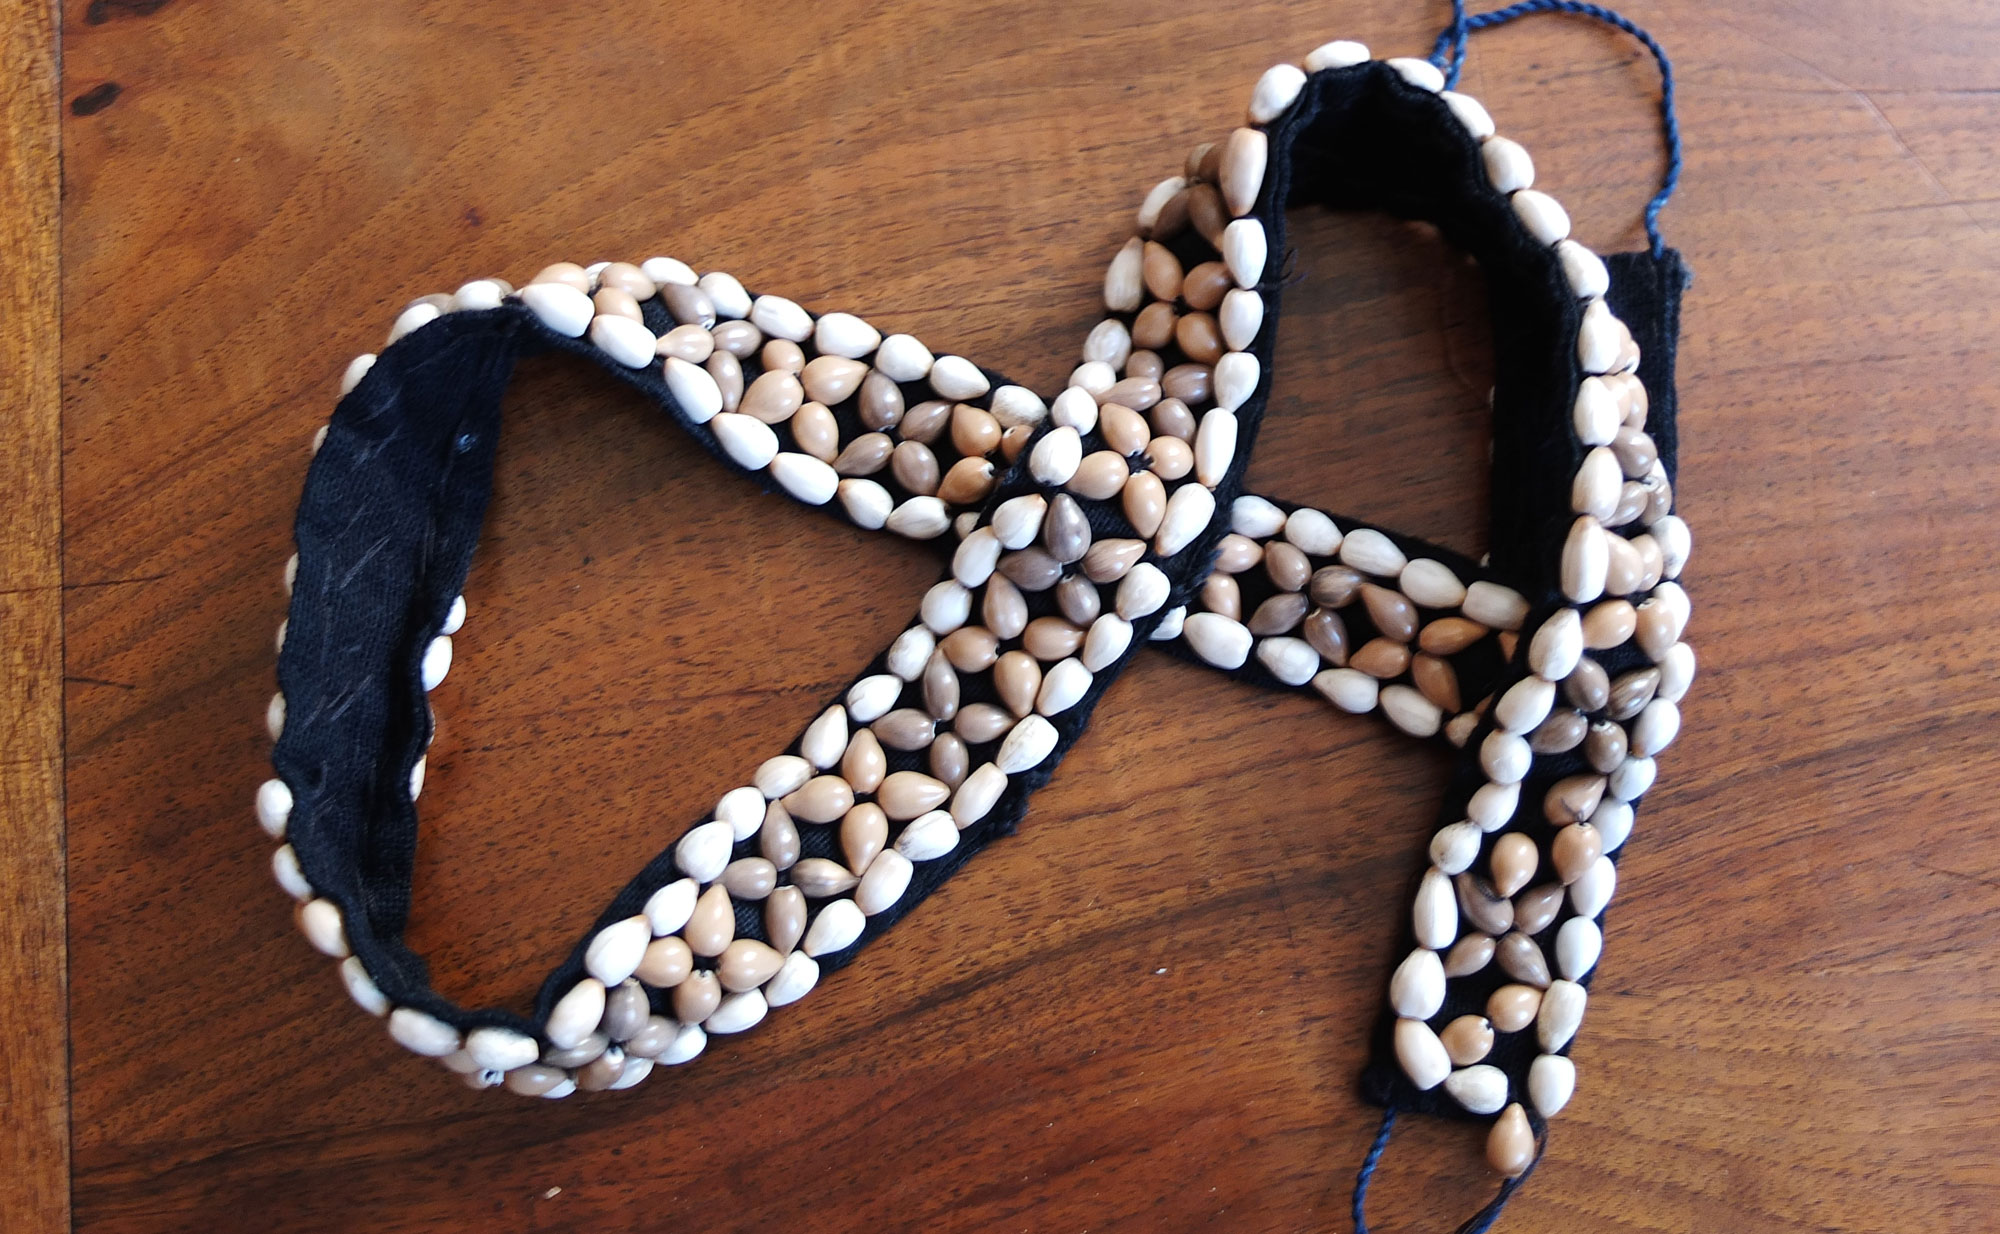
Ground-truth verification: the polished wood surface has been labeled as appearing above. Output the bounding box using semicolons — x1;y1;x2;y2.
36;1;2000;1230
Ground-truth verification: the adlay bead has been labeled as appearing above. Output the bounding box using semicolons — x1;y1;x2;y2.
1529;607;1584;681
602;980;651;1042
896;809;960;862
1462;581;1528;631
1530;710;1587;754
547;979;608;1050
789;857;859;899
1657;642;1696;703
1572;375;1620;445
994;651;1043;718
1036;657;1093;715
996;714;1059;774
636;934;693;987
1116;562;1170;619
520;282;593;336
685;884;737;956
1194;409;1239;487
1379;685;1442;737
672;971;722;1024
1544;774;1606;825
339;352;376;397
710;319;763;358
1629;698;1681;757
1105;238;1145;312
803;898;866;956
992;494;1048;550
576;1046;631;1092
1220;127;1268;217
928;355;989;400
838;479;892;529
991;384;1048;429
998;548;1062;592
1187;182;1228;246
1513;883;1564;938
1231;494;1286;538
1488;1104;1537;1177
877;770;951;820
706;350;744;412
1446;1064;1510;1116
1219;287;1264;352
1249;592;1309;637
1537;979;1588;1051
1495;675;1556;735
420;635;452;691
1081;539;1144;586
1585;719;1628;773
1496;930;1551;988
855;848;914;915
1569;855;1618;918
1456;873;1515;935
1360;584;1418;642
760;803;798;870
1557;238;1610;299
1441;90;1495;139
388;1007;461;1057
1479;731;1532;784
1183;612;1252;669
1390;947;1446;1019
1429;821;1484;876
1394;1018;1452;1090
893;439;942;496
256;777;293;839
1121;471;1166;538
1555;916;1603;981
922;649;961;720
1581;599;1637;650
787;774;856;825
706;990;768;1035
1562;517;1610;603
1222;218;1267;287
1487;983;1542;1033
718;939;784;993
1338;527;1406;577
1636;593;1690;661
953;526;1004;586
465;1027;541;1073
1083;614;1134;672
1317;666;1379;714
723;857;779;903
1030;426;1083;486
1512;187;1571;245
1489;833;1539;897
659;1022;707;1065
843;735;888;796
1141;240;1184;302
1444;933;1496;978
1577;297;1621;372
1467;780;1520;832
1387;56;1447;91
697;271;751;319
1069;450;1132;501
791;402;841;462
624;1016;679;1061
1529;1053;1577;1119
953;703;1016;745
1552;822;1603;884
1442;1014;1496;1065
1399;558;1466;609
1255;636;1319;687
920;579;971;633
1305;39;1369;70
1412;867;1458;949
1572;447;1621;521
1136;177;1186;239
585;915;653;985
1148;435;1194;481
1265;541;1312;592
1420;616;1487;655
1350;638;1410;680
643;877;701;936
1100;376;1161;410
770;453;838;506
1248;62;1307;123
952;763;1007;828
712;413;780;470
1155;482;1215;557
297;899;349;957
271;845;311;901
589;313;657;367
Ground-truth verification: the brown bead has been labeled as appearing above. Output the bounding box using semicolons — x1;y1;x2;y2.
662;282;716;327
1608;667;1660;721
1202;574;1243;622
1043;493;1092;563
1303;607;1350;665
1100;377;1160;410
705;349;743;412
1490;833;1538;897
856;371;906;430
1175;311;1225;365
1610;480;1649;529
937;456;998;506
1496;931;1551;987
1456;872;1515;934
1612;425;1658;477
1487;1104;1537;1177
921;652;960;721
636;935;693;987
685;885;735;957
998;547;1062;591
1486;984;1542;1033
1023;616;1086;660
1127;349;1165;381
953;703;1015;744
929;732;969;786
672;970;721;1023
1584;719;1627;772
1564;659;1611;712
951;404;1001;457
791;402;840;462
940;626;1000;672
1150;397;1197;441
1529;709;1588;753
1142;241;1184;301
834;431;893;477
841;729;886;794
540;1034;606;1069
1187;184;1229;248
624;1016;679;1060
983;576;1029;638
994;650;1043;717
1361;584;1418;642
801;355;867;404
710;319;762;357
1512;883;1567;936
788;857;857;898
1122;471;1166;537
1309;565;1365;607
898;397;952;443
1412;654;1462;712
1441;1015;1496;1066
891;440;941;496
1350;637;1411;679
1150;187;1190;239
1249;592;1309;636
1160;363;1211;405
1147;435;1194;480
722;857;778;901
760;801;800;869
1264;541;1311;592
1544;775;1606;825
741;369;805;424
1083;538;1147;583
1132;301;1178;350
1443;933;1496;977
874;707;939;751
576;1048;627;1092
761;338;805;375
841;802;888;871
1000;424;1034;461
718;939;784;993
1553;822;1604;884
1069;450;1132;500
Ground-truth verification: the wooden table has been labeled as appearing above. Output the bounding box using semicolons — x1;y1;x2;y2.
7;1;1997;1230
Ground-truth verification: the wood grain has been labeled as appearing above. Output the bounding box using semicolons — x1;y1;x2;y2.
49;2;2000;1232
1;0;68;1231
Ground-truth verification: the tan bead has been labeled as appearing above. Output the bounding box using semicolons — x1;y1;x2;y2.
1122;471;1167;537
592;286;643;323
765;886;808;953
1148;435;1193;480
1487;1104;1536;1177
1581;599;1637;649
787;774;856;824
1441;1015;1496;1066
685;885;736;957
1202;574;1243;622
1513;883;1567;936
595;261;655;300
842;730;887;794
1544;775;1605;825
1098;403;1150;456
1487;984;1543;1032
718;939;784;993
892;440;942;496
761;338;805;375
801;355;868;405
834;431;893;476
658;324;715;363
1456;873;1515;934
1303;607;1350;665
790;402;840;462
1248;592;1308;636
937;456;997;506
1496;931;1551;987
1151;397;1198;441
922;651;960;721
1411;654;1461;712
722;857;777;900
1023;617;1085;661
1264;541;1311;592
897;396;950;442
1565;659;1611;711
1159;363;1210;405
1489;833;1539;897
951;404;1002;457
994;650;1043;717
1083;538;1147;583
930;732;969;786
953;702;1015;744
741;369;804;424
672;970;721;1023
710;319;762;357
941;625;1000;672
575;1047;628;1092
1132;301;1178;350
878;770;951;819
787;857;858;898
760;800;800;869
874;708;938;751
531;261;592;292
635;935;693;987
1069;450;1131;501
983;577;1029;639
1175;312;1225;365
1552;822;1604;883
1182;260;1232;310
1443;933;1496;977
1141;241;1184;301
1350;638;1411;679
1361;584;1418;641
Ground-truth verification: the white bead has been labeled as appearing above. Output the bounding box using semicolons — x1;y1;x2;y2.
1230;494;1287;538
256;777;293;838
875;333;934;382
1609;755;1657;802
1468;780;1520;831
697;271;750;318
547;979;607;1050
715;785;767;840
1529;1053;1577;1117
952;763;1008;827
803;898;866;956
582;261;610;284
1573;376;1621;445
1338;527;1406;576
1030;426;1083;486
640;255;697;286
1313;667;1379;714
764;951;820;1007
1219;287;1265;351
1529;608;1584;680
1481;136;1535;192
707;989;769;1035
712;413;779;470
387;301;440;345
996;714;1059;773
1512;189;1572;244
1069;360;1116;394
1652;515;1691;578
1304;39;1370;71
1050;385;1100;433
1563;517;1610;602
675;821;735;884
609;1055;655;1089
813;311;881;359
1399;558;1466;608
846;674;904;722
1213;351;1259;412
585;915;652;985
660;1022;707;1064
1495;676;1556;734
1083;318;1133;369
1390;948;1446;1019
1537;979;1588;1051
929;355;989;400
1569;855;1618;918
895;810;960;862
1104;237;1145;311
990;384;1047;428
388;1007;461;1057
1463;581;1528;631
1577;297;1621;372
1557;240;1610;299
920;580;973;636
1480;731;1533;784
284;552;297;594
749;294;813;342
1248;63;1308;123
1412;867;1458;950
948;528;999;588
1555;917;1603;980
1593;798;1635;852
340;956;389;1017
1630;698;1681;757
1192;409;1239;488
589;313;657;367
1155;482;1215;557
340;353;377;396
466;1027;541;1072
1429;822;1483;876
519;283;593;337
1255;636;1319;686
769;453;839;505
855;849;914;915
1182;612;1252;669
1441;90;1495;139
1380;685;1442;737
755;755;813;800
271;844;312;900
420;635;453;691
801;704;848;769
837;479;893;530
1388;56;1447;92
1150;606;1186;641
1656;641;1696;702
1573;446;1621;521
1036;657;1093;715
644;877;700;935
991;495;1046;551
886;496;951;539
1277;509;1339;559
441;594;467;635
663;356;724;424
1445;1064;1510;1115
1394;1017;1452;1090
1222;218;1267;288
1116;562;1169;619
1082;614;1133;671
1135;178;1186;238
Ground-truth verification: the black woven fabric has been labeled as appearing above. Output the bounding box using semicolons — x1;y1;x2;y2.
275;57;1685;1091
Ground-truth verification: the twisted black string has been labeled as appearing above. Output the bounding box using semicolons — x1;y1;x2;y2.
1430;0;1682;257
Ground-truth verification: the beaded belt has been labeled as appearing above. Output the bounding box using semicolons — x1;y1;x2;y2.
259;7;1691;1227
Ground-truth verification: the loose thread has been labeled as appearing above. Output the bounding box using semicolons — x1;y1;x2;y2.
1429;0;1682;257
1351;1106;1398;1234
